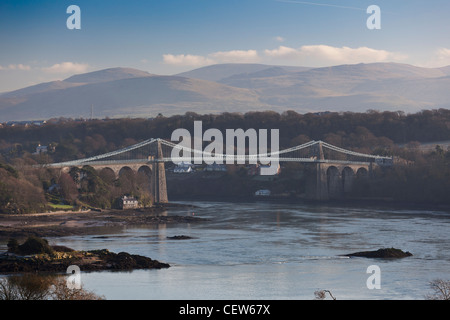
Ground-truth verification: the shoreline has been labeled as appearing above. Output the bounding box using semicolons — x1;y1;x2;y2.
1;197;449;241
0;204;203;240
169;195;450;212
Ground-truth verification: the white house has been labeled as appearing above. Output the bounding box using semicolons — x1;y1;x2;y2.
33;144;48;155
174;162;194;173
120;196;139;209
205;163;227;172
255;189;271;196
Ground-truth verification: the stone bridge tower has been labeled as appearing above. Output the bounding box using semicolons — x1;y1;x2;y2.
151;139;168;204
306;141;372;201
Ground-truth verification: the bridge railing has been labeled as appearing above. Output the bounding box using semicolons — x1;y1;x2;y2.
43;139;393;168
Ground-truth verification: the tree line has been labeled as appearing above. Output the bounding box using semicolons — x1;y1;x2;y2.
0;109;449;212
1;109;449;162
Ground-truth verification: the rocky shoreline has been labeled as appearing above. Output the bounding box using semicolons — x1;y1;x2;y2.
0;236;170;273
0;249;170;273
0;205;205;239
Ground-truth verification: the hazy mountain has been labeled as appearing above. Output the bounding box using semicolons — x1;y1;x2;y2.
0;69;266;121
1;63;450;122
218;62;450;112
64;67;154;84
176;63;309;82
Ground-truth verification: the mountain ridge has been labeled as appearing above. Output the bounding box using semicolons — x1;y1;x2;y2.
1;63;449;122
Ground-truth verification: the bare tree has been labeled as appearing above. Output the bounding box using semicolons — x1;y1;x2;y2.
425;279;450;300
314;290;336;300
50;277;104;300
0;274;52;300
0;275;104;300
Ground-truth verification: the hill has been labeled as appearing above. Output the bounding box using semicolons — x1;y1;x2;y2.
0;68;266;121
1;63;450;122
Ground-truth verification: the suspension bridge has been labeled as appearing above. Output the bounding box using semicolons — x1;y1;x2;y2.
45;139;393;202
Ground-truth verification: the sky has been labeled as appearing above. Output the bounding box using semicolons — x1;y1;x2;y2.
1;0;450;92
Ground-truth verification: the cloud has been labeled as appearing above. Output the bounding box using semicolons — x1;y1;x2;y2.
265;45;407;65
163;50;260;67
0;64;31;71
42;62;89;74
432;48;450;67
163;45;407;68
275;36;285;43
209;50;260;63
265;45;299;58
163;54;215;67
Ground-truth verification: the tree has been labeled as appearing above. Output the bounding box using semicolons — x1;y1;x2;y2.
0;275;104;300
51;277;105;300
58;172;79;203
314;290;336;300
425;279;450;300
0;274;53;300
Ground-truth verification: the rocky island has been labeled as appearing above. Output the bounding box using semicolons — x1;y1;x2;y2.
342;247;413;258
0;236;169;273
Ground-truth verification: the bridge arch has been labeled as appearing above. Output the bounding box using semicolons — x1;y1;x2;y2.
356;167;369;179
118;166;135;178
99;167;117;183
137;165;152;176
326;166;342;199
342;166;355;194
136;165;153;193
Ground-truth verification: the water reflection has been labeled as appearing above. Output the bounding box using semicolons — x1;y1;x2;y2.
3;200;450;299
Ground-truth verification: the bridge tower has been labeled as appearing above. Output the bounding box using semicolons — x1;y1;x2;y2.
314;141;329;201
151;139;168;204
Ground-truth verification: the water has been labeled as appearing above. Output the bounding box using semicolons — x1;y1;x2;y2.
6;201;450;299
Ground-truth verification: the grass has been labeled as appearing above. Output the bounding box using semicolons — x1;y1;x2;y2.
48;203;75;210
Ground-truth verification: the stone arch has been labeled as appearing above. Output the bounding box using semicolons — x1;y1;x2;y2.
327;166;341;199
99;167;117;183
137;165;152;177
118;166;135;178
118;166;136;195
356;167;369;179
137;165;152;193
342;166;355;194
354;167;370;197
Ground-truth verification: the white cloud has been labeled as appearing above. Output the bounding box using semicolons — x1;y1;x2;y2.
163;45;408;68
209;50;260;63
0;64;31;71
163;54;214;67
42;62;89;74
265;45;299;58
432;48;450;67
163;50;260;67
265;45;407;65
275;36;285;42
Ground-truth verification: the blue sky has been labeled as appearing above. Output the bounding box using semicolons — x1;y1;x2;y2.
1;0;450;92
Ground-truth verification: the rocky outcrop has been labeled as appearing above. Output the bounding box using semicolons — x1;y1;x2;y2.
343;248;412;258
166;235;193;240
0;249;170;273
1;237;170;273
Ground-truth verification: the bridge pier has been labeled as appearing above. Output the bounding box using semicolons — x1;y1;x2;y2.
306;141;373;200
151;139;168;204
307;163;372;201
